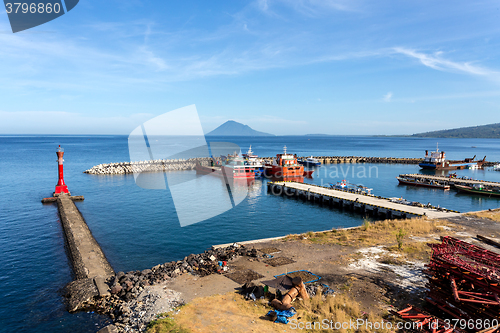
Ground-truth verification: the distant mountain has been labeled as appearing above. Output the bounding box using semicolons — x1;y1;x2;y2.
412;123;500;138
205;120;274;136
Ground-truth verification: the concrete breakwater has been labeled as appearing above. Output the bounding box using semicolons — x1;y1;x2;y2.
56;194;115;279
83;157;217;175
84;156;422;175
45;194;116;315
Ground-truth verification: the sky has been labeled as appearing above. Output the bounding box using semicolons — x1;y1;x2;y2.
1;0;500;135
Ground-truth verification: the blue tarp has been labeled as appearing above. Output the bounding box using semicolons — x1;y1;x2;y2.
266;308;296;324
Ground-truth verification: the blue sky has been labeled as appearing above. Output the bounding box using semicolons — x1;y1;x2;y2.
1;0;500;135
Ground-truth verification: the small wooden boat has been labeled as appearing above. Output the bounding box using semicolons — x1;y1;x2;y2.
396;176;450;190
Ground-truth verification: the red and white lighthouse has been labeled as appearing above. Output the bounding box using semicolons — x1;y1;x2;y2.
54;145;70;195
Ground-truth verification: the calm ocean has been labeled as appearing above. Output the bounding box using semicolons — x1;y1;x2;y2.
1;135;499;333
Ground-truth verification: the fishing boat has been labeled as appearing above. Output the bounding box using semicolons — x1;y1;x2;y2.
454;184;500;197
396;176;450;190
298;156;321;167
419;144;486;170
242;146;264;177
264;146;305;178
196;153;255;179
493;164;500;171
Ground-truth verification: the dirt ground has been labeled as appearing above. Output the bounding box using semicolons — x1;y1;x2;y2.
152;212;500;333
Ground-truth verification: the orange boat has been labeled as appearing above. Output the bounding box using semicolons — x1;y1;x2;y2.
264;146;305;178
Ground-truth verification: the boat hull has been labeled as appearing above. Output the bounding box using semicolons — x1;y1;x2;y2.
265;165;304;178
195;164;255;179
419;163;479;171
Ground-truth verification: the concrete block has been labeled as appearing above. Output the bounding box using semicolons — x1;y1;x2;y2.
94;275;111;297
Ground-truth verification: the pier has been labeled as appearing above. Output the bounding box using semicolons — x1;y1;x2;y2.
400;174;500;188
267;181;461;219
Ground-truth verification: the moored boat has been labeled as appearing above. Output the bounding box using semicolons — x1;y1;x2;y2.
298;156;321;167
396;176;450;190
242;146;264;177
493;164;500;171
264;146;305;178
454;184;500;197
419;144;486;170
196;153;255;179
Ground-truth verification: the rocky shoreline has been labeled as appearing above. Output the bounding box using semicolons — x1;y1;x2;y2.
68;243;259;333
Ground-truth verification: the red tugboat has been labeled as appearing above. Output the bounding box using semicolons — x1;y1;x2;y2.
264;146;311;178
196;153;255;179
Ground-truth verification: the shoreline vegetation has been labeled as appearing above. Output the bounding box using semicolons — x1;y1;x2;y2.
93;209;500;333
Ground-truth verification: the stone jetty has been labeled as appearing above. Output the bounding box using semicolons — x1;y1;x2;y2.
83;157;218;175
48;193;116;314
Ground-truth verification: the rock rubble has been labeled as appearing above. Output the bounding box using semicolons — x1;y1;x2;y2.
72;243;259;332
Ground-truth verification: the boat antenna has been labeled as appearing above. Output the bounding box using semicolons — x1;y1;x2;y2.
283;145;287;154
436;142;439;152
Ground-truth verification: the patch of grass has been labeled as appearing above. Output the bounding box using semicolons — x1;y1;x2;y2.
286;217;457;249
147;316;190;333
361;219;371;231
378;254;405;266
294;291;394;333
386;241;435;261
395;228;407;250
467;210;500;222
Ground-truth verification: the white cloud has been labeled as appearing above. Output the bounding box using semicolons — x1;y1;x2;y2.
383;92;392;102
394;47;500;80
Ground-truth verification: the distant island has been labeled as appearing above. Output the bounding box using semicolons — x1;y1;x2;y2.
412;123;500;139
205;120;274;136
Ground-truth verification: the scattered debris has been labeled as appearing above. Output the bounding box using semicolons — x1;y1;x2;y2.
224;269;264;284
263;257;295;267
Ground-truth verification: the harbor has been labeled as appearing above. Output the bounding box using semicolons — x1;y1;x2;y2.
4;136;500;333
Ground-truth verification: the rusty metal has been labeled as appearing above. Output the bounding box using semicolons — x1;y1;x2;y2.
422;237;500;332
